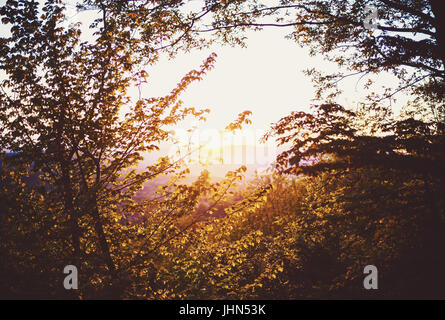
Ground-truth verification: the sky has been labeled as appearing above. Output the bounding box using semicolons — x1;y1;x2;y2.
137;28;318;133
124;26;407;174
0;1;409;175
58;3;337;173
59;2;406;146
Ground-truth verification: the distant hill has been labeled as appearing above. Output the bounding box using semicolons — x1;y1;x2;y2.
137;144;277;178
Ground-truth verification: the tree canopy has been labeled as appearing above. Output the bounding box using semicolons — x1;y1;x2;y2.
0;0;444;299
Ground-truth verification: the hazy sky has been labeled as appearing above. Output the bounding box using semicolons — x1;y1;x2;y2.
0;1;406;137
0;1;408;172
136;28;318;132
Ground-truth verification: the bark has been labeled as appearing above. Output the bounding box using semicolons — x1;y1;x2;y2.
430;0;445;70
60;158;82;299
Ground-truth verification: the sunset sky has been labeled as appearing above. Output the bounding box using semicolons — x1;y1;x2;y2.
58;3;390;136
1;0;408;141
130;26;409;174
0;0;409;172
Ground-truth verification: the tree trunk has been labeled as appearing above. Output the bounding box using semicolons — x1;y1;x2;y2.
430;0;445;69
60;159;82;299
90;196;122;298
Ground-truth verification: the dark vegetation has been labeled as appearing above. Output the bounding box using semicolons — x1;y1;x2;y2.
0;0;444;299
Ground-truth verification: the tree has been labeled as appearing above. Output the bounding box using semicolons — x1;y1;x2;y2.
262;102;445;298
0;0;220;298
194;0;444;111
247;0;445;297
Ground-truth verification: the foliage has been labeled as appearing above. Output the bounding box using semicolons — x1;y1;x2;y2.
140;169;444;299
1;0;445;300
0;0;218;298
195;0;445;112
